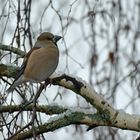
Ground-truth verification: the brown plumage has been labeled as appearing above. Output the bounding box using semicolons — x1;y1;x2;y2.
6;32;62;93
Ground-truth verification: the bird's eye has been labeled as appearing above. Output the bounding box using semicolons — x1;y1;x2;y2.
47;37;52;40
46;36;53;41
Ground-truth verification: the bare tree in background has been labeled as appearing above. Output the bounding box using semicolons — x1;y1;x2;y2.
0;0;140;139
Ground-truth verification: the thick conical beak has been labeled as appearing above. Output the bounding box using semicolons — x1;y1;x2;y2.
53;35;62;43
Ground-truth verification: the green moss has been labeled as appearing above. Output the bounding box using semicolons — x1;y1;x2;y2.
0;64;19;78
6;65;19;78
87;110;111;125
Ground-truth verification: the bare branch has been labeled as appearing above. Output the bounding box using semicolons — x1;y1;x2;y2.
0;43;25;57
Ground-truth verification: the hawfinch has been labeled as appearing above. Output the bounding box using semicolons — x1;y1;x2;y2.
6;32;62;93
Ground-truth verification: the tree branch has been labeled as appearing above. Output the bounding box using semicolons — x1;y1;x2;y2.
1;64;140;139
0;104;67;115
0;43;25;57
5;106;140;140
0;64;19;78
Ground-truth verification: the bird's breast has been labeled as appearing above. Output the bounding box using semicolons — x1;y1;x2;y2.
24;47;59;82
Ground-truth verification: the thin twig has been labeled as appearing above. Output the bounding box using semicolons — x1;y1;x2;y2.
7;79;50;140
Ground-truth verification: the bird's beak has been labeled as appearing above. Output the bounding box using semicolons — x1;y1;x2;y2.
53;35;62;43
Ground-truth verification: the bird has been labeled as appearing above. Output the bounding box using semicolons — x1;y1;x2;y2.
6;32;62;93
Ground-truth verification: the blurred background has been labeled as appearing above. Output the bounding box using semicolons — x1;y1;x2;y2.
0;0;140;139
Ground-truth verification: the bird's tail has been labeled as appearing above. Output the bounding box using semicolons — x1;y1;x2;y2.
6;75;25;93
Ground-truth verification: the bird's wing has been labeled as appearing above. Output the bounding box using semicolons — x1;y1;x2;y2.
13;47;41;83
6;47;41;93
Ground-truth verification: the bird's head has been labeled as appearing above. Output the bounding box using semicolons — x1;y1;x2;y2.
37;32;62;43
